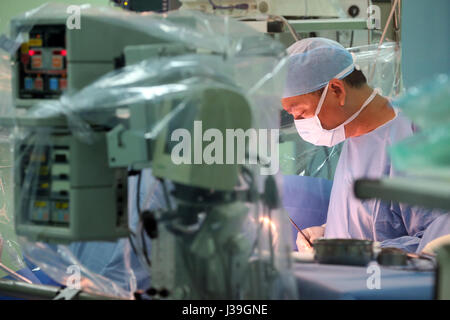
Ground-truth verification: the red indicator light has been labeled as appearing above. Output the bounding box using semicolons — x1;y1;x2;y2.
61;49;67;56
29;50;42;56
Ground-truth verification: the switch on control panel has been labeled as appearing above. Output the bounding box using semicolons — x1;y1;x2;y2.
17;25;67;99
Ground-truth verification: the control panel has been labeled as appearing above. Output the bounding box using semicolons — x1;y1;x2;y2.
19;145;71;226
17;25;67;99
15;132;129;242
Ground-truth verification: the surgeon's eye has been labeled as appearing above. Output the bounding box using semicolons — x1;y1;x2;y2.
294;111;306;120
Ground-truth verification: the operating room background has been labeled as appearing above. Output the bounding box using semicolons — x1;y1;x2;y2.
0;0;184;35
0;0;425;297
0;0;397;43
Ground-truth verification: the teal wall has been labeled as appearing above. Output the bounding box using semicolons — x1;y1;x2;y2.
402;0;450;88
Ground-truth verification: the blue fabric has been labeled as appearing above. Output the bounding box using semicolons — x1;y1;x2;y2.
23;258;61;286
417;214;450;253
0;257;71;299
282;175;332;249
0;260;41;300
68;239;149;292
293;262;434;300
325;112;443;252
283;38;354;98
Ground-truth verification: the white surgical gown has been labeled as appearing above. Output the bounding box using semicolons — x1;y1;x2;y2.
324;111;444;253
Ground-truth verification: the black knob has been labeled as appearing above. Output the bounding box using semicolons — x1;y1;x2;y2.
159;288;170;298
133;290;144;300
348;5;360;18
146;287;158;296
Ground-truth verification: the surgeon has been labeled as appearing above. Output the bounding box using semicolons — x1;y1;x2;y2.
282;38;444;253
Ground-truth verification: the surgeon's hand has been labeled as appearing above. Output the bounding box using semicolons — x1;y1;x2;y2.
296;226;325;252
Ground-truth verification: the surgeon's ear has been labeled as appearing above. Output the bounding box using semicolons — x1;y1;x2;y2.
329;79;346;107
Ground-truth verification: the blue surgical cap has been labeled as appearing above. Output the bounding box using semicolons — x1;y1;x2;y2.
283;38;355;98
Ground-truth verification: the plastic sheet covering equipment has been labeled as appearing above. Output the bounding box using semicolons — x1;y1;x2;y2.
0;4;297;299
390;74;450;178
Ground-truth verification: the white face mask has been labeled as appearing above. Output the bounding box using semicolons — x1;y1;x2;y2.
294;76;378;147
